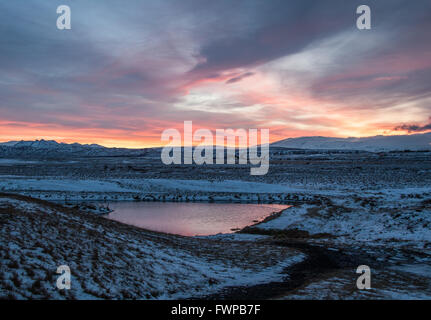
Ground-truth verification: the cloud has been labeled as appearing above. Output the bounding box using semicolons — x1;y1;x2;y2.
0;0;431;146
225;72;255;84
394;117;431;133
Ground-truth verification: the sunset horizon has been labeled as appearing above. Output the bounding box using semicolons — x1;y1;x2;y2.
1;0;431;305
1;130;431;149
1;1;430;148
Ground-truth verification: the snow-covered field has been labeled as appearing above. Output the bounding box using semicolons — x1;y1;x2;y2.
254;193;431;246
1;147;430;299
0;177;324;202
272;132;431;152
0;194;303;299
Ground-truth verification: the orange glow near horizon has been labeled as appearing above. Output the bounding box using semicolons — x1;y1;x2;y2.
0;120;427;149
1;35;430;148
1;3;430;149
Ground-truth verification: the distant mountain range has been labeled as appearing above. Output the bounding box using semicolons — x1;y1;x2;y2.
0;133;430;158
2;139;105;149
272;132;431;152
0;139;148;158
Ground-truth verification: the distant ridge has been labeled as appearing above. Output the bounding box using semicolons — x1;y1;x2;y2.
272;132;431;152
2;133;431;156
0;139;105;149
0;139;149;158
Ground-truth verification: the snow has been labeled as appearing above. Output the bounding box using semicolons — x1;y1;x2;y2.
131;178;296;193
272;132;431;151
0;178;135;193
3;134;431;153
0;139;104;149
0;159;39;165
1;145;431;299
391;264;431;278
0;177;326;202
255;192;431;247
0;195;305;300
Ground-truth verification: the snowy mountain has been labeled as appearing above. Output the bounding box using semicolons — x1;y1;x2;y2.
0;139;149;158
272;132;431;152
0;141;20;147
0;139;104;149
2;132;431;158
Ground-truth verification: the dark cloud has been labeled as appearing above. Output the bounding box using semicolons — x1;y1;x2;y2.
190;0;356;73
395;117;431;133
0;0;430;138
225;72;254;84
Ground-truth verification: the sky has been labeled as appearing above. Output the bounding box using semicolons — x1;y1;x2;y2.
0;0;430;148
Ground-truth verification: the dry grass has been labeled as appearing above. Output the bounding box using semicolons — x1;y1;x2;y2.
0;193;300;299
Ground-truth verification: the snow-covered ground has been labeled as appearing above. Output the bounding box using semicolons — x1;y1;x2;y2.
1;148;430;299
255;194;431;247
0;194;304;299
239;189;431;299
2;189;430;299
0;177;330;202
272;132;431;152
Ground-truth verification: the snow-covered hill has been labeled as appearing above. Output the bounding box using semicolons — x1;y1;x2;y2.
0;139;104;149
0;194;302;299
0;139;149;158
272;132;431;152
2;133;431;157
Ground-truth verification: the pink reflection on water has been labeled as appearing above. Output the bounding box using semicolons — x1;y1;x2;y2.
105;202;289;236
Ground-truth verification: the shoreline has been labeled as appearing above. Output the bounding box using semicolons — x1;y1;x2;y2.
0;192;353;300
10;190;313;204
0;193;307;299
1;191;431;299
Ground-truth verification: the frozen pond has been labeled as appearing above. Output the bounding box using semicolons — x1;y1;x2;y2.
105;202;288;236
